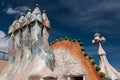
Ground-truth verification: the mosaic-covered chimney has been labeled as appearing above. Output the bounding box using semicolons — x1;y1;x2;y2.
1;4;56;80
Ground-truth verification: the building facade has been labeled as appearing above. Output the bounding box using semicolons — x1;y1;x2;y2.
0;4;119;80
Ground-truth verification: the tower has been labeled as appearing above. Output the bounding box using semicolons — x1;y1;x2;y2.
92;33;120;80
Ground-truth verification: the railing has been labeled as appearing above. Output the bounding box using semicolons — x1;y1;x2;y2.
0;50;9;61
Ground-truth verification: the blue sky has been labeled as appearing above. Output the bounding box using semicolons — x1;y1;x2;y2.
0;0;120;71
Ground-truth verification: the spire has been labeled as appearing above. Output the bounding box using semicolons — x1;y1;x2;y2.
26;9;32;18
92;33;106;55
8;17;18;34
33;4;41;14
31;4;42;22
92;33;120;79
8;25;13;34
18;13;26;26
14;18;20;32
42;10;47;20
19;13;25;23
42;10;50;29
25;9;32;24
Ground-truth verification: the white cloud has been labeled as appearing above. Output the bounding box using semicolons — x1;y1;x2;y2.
6;7;17;14
4;6;29;15
0;30;8;59
0;30;8;52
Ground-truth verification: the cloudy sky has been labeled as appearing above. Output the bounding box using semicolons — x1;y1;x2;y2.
0;0;120;71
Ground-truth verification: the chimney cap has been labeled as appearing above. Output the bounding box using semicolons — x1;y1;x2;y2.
43;10;46;13
21;13;25;16
28;9;32;12
35;4;39;7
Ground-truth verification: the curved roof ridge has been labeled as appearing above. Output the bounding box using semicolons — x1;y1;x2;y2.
50;37;106;80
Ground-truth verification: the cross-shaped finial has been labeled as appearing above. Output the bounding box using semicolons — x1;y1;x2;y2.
92;33;106;44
